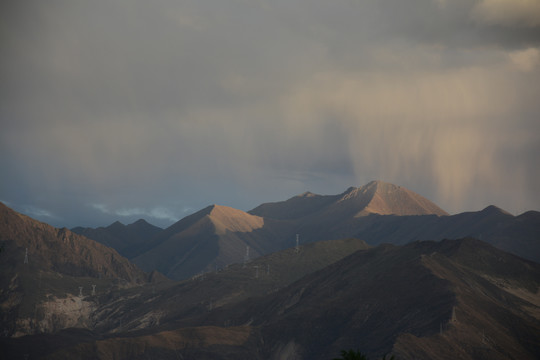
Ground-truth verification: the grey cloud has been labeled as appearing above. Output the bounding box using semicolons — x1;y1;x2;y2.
1;0;539;228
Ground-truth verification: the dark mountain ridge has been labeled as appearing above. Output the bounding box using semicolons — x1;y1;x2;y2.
72;218;162;259
332;206;540;263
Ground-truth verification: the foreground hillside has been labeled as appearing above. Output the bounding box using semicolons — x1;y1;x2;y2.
184;238;539;360
2;232;539;359
0;221;373;358
0;202;149;337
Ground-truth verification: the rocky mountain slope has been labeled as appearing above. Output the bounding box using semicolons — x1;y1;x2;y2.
0;202;149;338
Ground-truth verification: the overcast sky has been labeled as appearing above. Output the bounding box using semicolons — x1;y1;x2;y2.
1;0;539;228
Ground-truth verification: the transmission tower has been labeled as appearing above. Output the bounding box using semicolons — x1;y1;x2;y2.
24;248;28;264
295;234;299;253
243;245;250;266
79;286;83;297
91;284;96;296
451;306;457;323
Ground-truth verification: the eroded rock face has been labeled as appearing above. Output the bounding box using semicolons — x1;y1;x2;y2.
13;294;97;337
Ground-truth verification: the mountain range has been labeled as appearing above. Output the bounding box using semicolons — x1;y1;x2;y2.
1;180;540;359
73;180;540;280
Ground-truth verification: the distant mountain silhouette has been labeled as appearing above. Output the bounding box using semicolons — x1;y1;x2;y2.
72;219;161;258
324;205;540;263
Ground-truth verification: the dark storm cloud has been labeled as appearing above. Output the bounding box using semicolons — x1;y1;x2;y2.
1;0;539;227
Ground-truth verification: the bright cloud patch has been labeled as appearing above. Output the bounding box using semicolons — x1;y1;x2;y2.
92;203;177;222
115;207;178;222
509;47;540;71
23;206;58;219
471;0;540;27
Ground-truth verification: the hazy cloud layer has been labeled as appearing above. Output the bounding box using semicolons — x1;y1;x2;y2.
1;0;539;227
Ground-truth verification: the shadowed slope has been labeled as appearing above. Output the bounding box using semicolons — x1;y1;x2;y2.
133;205;294;280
